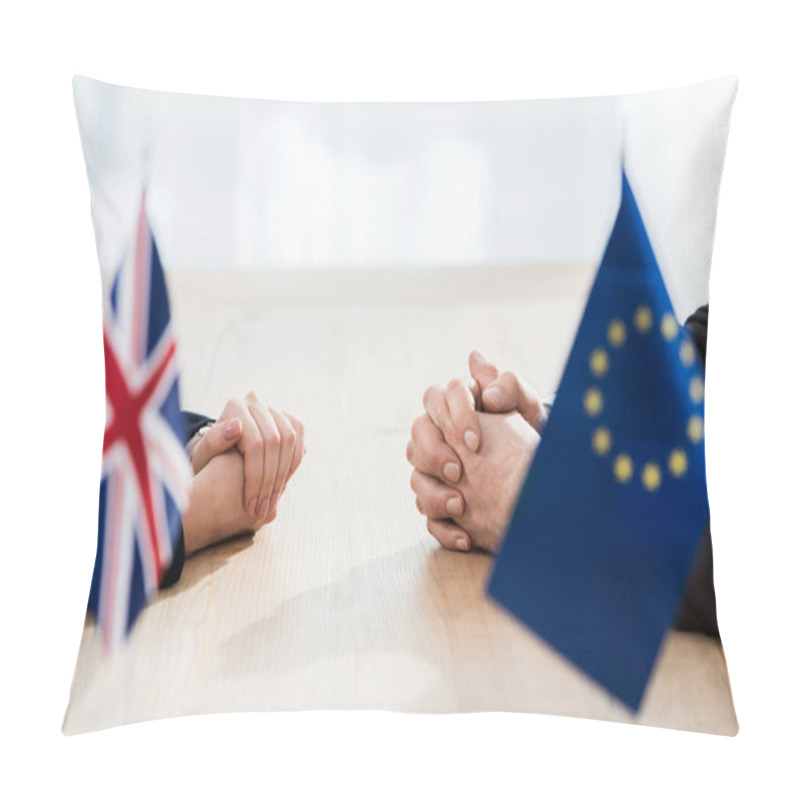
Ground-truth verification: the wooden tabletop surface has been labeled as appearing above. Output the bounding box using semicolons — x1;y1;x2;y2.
64;264;737;735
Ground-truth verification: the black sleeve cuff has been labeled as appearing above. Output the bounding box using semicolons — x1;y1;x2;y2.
183;411;216;441
674;305;719;637
685;304;709;364
159;532;185;589
673;521;719;637
159;411;216;589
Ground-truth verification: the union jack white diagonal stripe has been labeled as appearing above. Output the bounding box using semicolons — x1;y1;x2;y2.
87;193;192;652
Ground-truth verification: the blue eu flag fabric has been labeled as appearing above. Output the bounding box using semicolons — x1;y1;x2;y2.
487;172;710;711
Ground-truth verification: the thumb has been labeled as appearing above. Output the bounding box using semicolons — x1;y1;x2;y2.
468;350;500;396
191;418;243;473
481;371;547;433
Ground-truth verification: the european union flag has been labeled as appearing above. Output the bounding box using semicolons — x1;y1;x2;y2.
488;172;709;711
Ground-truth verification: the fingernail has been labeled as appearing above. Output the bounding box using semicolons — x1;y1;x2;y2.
455;537;470;551
257;497;270;519
446;496;462;516
464;430;479;452
443;462;460;482
224;420;240;439
483;387;502;405
248;497;258;517
268;491;279;516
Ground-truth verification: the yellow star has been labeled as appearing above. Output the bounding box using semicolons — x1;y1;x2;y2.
689;376;704;404
668;448;688;478
661;313;679;341
614;453;633;483
680;340;696;366
607;319;626;348
641;462;661;491
589;347;609;377
583;388;604;417
633;305;653;333
592;426;612;456
687;415;704;443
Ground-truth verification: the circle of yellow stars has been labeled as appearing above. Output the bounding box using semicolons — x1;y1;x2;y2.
585;306;704;492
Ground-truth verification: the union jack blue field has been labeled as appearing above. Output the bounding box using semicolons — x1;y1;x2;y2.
87;195;192;653
488;172;710;710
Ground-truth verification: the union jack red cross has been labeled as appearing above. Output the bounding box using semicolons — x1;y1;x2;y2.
88;193;191;653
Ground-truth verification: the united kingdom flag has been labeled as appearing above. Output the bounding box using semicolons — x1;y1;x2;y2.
87;193;192;652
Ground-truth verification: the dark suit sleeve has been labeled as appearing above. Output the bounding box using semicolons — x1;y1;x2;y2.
684;305;709;362
673;305;720;638
182;412;216;442
158;411;215;589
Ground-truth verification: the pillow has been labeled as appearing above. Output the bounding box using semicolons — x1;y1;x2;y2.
65;75;738;735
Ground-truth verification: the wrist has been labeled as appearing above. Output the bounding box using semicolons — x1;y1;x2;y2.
186;423;213;464
181;450;253;555
181;477;211;555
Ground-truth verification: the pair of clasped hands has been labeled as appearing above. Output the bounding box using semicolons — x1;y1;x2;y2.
182;351;546;558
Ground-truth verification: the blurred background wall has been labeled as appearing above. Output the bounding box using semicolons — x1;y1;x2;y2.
74;77;736;321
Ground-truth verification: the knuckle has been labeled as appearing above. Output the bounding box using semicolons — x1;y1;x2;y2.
273;411;295;445
406;440;414;463
422;384;443;407
501;371;519;390
263;426;280;448
249;431;265;454
410;414;427;439
445;377;464;395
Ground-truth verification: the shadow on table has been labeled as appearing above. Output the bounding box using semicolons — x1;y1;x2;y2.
213;541;501;677
156;531;257;599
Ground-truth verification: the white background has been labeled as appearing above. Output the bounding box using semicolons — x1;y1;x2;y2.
1;1;798;797
74;74;736;324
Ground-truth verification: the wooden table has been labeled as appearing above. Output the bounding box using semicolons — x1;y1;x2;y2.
64;264;737;735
